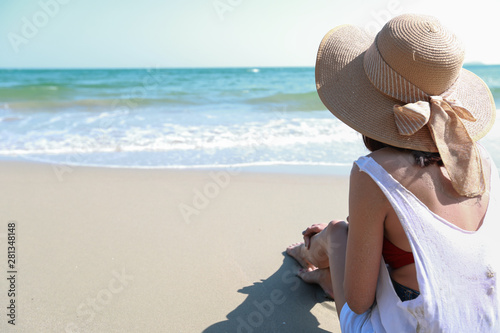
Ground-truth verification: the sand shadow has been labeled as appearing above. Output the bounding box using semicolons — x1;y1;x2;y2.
203;253;334;333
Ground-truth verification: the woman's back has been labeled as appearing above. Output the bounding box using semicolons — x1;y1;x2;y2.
355;147;500;331
370;146;492;291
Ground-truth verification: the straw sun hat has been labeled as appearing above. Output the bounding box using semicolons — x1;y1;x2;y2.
316;13;496;197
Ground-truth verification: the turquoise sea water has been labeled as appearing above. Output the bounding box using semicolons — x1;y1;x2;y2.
1;66;500;174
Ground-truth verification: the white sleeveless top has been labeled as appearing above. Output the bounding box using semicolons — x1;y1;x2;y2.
351;152;500;332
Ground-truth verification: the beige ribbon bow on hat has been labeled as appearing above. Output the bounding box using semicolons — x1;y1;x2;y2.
394;96;485;197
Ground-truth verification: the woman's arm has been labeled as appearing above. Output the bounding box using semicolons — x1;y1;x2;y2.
343;163;389;314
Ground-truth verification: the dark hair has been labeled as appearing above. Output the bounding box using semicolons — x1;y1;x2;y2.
362;135;442;168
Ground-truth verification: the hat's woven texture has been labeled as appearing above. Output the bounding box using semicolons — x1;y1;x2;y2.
316;14;495;153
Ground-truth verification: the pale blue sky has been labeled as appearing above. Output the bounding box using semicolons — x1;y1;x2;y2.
1;0;499;68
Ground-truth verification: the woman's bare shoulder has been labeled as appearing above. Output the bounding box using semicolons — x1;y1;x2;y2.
349;151;394;210
366;147;415;179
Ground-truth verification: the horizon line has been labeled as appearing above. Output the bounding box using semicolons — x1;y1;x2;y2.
0;65;317;70
1;63;498;70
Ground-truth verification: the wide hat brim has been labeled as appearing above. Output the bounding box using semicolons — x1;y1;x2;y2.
315;24;496;152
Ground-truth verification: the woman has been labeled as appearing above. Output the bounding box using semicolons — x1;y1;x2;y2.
287;14;500;332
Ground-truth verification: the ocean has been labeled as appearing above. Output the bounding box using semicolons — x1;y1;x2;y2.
1;66;500;174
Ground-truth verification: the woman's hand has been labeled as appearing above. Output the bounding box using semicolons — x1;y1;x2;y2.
302;223;329;249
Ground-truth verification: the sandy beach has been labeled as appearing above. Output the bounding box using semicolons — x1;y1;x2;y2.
0;160;349;332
